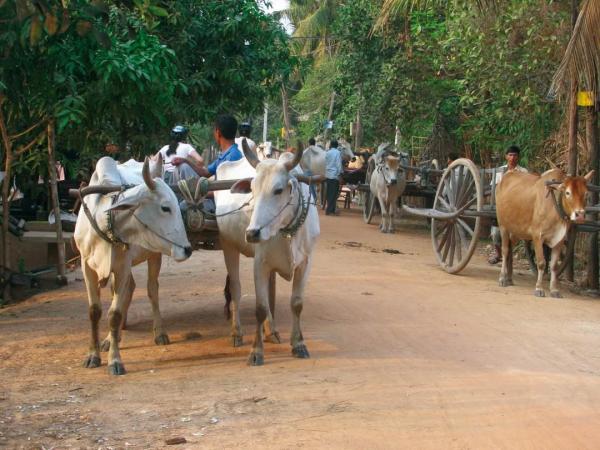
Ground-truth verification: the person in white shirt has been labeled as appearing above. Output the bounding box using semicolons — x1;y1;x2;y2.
234;120;257;153
489;145;528;264
155;125;204;184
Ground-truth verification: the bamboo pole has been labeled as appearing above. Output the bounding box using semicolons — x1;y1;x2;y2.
47;119;67;285
0;98;13;302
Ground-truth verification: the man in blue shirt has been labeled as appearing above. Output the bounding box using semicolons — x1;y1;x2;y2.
181;115;243;178
325;139;343;215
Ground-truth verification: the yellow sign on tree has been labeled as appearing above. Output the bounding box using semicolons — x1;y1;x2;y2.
577;91;595;107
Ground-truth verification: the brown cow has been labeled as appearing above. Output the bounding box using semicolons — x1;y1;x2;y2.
496;168;593;298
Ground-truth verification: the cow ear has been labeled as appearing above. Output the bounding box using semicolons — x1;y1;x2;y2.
105;194;142;212
230;178;252;194
584;170;595;182
105;201;139;212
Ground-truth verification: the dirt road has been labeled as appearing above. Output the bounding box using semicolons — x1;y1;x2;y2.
2;208;600;449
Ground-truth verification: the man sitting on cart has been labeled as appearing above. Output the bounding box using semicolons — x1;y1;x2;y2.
488;145;528;265
164;114;243;214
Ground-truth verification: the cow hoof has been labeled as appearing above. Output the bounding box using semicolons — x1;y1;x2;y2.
108;362;126;375
550;291;563;299
534;289;546;298
498;279;512;287
265;332;282;344
83;355;101;368
154;334;170;346
247;352;264;366
232;335;243;347
292;344;310;359
100;339;110;352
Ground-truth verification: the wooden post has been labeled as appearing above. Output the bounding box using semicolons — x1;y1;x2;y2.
262;102;268;143
0;98;12;302
565;0;579;281
354;86;363;151
324;91;336;140
47;119;67;285
586;105;599;290
281;84;291;148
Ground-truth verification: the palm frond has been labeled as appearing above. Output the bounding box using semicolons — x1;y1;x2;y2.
549;0;600;100
372;0;500;32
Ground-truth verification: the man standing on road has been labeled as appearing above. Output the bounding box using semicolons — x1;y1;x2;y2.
488;145;528;264
325;139;343;216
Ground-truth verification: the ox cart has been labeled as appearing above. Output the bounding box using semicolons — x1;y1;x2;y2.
398;158;600;275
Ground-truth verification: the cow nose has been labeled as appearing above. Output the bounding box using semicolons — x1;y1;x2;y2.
389;179;397;185
184;246;192;257
246;228;261;243
574;210;586;222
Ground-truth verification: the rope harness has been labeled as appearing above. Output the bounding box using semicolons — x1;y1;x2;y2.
81;185;189;251
250;177;310;239
548;188;569;221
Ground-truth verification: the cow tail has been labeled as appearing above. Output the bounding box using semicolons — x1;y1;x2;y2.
223;275;232;320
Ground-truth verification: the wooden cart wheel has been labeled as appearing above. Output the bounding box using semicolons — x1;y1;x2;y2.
431;158;483;274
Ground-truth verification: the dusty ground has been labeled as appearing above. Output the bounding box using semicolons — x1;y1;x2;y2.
2;207;600;449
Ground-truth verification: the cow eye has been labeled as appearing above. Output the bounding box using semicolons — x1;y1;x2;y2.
274;188;283;195
161;205;172;213
565;191;571;197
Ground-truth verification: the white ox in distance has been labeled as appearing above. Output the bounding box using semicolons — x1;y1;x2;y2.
74;156;191;375
215;139;320;365
369;143;406;233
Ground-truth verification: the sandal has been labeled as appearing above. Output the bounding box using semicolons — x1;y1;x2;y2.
488;255;502;265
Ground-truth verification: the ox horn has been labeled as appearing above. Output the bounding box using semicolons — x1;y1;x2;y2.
242;138;259;168
284;141;303;172
143;156;156;191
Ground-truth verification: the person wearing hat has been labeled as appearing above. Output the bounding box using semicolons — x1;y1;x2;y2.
235;120;257;152
156;125;204;184
488;145;528;265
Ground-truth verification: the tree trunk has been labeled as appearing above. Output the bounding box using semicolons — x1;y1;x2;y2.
586;105;599;290
0;100;12;302
281;84;291;148
47;119;67;285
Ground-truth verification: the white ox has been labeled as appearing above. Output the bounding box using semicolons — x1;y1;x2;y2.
215;140;320;365
74;156;191;375
369;143;406;233
301;144;326;177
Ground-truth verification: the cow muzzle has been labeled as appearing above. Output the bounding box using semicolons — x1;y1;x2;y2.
246;228;261;243
572;210;586;223
172;245;193;261
388;179;397;186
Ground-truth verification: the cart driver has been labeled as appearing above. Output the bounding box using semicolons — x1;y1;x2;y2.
488;145;528;265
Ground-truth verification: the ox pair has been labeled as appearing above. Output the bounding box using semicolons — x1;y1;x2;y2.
496;168;593;298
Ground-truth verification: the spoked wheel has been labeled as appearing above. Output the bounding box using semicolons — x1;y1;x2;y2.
431;158;483;274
